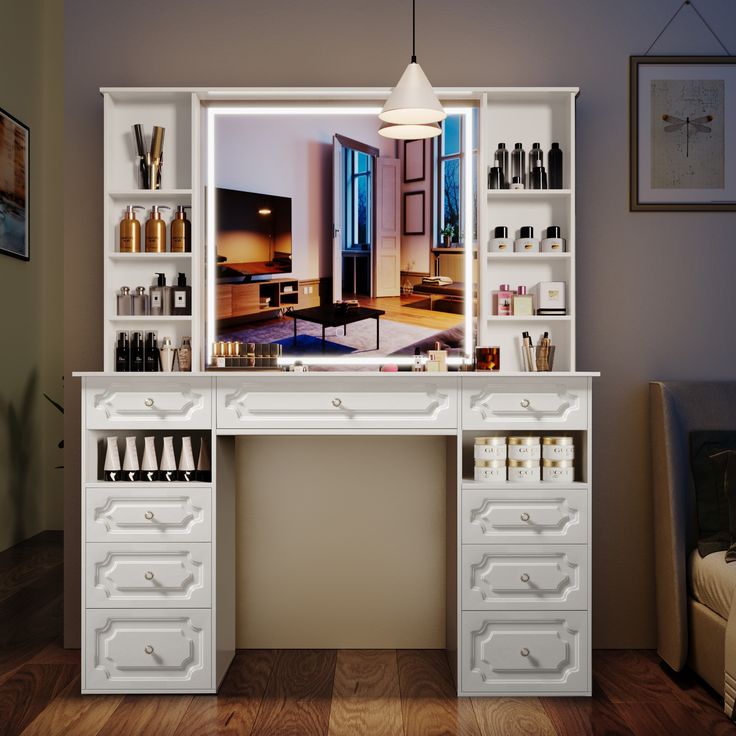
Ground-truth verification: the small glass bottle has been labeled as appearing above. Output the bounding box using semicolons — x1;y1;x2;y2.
494;143;509;188
496;284;512;316
117;286;132;316
178;336;192;372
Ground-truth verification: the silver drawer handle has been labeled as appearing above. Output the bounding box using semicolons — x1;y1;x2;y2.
520;512;530;522
332;398;342;407
144;398;154;407
144;511;154;520
520;398;530;408
520;573;530;583
520;648;530;657
144;571;154;581
144;645;154;655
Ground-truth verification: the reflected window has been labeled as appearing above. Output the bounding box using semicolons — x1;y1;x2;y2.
345;149;372;250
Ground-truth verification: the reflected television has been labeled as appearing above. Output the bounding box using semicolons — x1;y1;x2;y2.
216;188;292;282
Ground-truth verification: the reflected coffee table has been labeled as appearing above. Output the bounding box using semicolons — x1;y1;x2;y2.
285;305;386;353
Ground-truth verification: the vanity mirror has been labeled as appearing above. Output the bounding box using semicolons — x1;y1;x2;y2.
205;99;476;368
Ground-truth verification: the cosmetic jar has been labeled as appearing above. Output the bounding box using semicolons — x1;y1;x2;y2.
542;436;575;461
508;436;541;461
508;459;540;483
542;459;575;483
474;459;506;482
474;436;507;461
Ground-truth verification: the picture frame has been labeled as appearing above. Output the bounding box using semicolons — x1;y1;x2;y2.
403;191;425;235
630;56;736;211
403;139;425;183
0;106;29;260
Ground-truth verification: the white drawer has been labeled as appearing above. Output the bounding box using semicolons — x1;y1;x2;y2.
462;544;586;610
85;377;212;429
461;610;588;693
462;489;588;544
216;376;458;429
85;486;211;543
86;543;211;608
462;378;588;429
85;609;211;691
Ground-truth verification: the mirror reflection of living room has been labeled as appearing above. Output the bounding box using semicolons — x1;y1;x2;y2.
214;109;474;358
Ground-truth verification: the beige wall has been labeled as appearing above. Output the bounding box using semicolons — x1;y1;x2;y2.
0;0;63;551
64;0;736;648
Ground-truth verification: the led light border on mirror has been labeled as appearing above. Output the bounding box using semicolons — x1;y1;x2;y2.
206;102;474;368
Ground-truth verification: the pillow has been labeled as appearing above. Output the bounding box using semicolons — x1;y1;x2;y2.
690;432;736;562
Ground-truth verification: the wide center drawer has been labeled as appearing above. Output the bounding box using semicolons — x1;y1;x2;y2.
85;486;211;543
462;377;588;429
462;544;586;610
85;608;211;691
461;610;588;693
85;377;212;429
216;377;458;429
462;489;588;544
86;542;211;607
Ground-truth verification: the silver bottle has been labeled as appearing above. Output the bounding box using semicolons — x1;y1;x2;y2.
117;286;132;316
132;286;149;315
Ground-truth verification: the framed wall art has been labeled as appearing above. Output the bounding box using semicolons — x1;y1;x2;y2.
630;56;736;211
403;139;425;183
403;191;425;235
0;106;29;260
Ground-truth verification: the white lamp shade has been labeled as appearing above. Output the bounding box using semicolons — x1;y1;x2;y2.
379;62;446;125
378;121;441;140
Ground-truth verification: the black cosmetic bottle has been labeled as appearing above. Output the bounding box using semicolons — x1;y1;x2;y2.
144;331;159;372
115;331;130;372
131;331;144;372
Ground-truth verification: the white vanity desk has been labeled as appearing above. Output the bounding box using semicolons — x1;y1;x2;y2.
75;370;596;697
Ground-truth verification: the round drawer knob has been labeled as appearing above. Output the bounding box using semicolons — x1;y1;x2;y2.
332;398;342;407
520;573;530;583
520;512;530;522
144;398;154;407
144;571;154;581
144;645;154;655
520;648;530;657
520;398;530;408
144;511;154;520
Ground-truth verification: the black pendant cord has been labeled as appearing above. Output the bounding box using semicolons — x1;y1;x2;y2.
645;0;732;56
411;0;417;63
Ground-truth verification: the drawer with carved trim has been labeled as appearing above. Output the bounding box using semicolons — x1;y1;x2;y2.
85;542;211;607
462;544;586;610
85;377;212;429
461;610;588;694
462;378;588;430
461;489;588;545
84;609;212;691
85;486;211;543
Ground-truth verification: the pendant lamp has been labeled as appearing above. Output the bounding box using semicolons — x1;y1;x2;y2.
378;0;445;139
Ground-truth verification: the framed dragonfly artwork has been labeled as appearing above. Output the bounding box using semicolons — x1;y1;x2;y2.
630;56;736;211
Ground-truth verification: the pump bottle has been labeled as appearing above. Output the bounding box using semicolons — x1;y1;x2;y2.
145;205;170;253
119;206;144;253
170;205;192;253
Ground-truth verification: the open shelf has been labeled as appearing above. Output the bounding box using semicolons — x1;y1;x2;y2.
487;315;571;322
109;315;192;322
462;479;589;491
487;252;571;261
109;252;192;261
487;189;571;198
109;189;192;200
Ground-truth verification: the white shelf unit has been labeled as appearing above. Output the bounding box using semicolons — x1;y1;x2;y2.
102;91;201;371
478;89;577;373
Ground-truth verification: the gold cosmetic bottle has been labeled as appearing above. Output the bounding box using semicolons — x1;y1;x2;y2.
170;205;192;253
145;205;170;253
119;206;144;253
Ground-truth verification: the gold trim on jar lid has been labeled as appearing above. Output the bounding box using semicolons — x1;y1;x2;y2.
475;436;506;446
542;459;575;468
508;436;540;445
475;459;506;468
542;436;574;445
507;459;538;468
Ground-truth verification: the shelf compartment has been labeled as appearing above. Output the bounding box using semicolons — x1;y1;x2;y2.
109;253;192;261
487;252;571;261
108;189;192;199
486;189;571;198
486;316;571;322
109;316;192;322
462;479;589;491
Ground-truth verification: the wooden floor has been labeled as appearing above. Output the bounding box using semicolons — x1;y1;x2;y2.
2;532;734;736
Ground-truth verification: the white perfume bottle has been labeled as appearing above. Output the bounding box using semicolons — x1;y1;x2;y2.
122;436;140;482
489;226;512;253
103;436;121;482
160;436;177;482
179;436;195;482
197;439;211;482
141;436;158;482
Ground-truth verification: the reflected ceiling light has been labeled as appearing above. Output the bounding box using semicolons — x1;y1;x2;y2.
258;208;272;215
378;121;440;139
379;0;445;132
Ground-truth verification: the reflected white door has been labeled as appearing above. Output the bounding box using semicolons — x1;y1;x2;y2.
332;135;345;303
374;157;400;297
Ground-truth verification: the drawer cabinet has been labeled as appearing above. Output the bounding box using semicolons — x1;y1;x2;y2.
462;378;588;430
216;377;458;430
462;545;586;610
461;610;588;693
462;489;588;545
85;486;211;543
85;609;212;691
86;543;211;608
85;377;212;429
